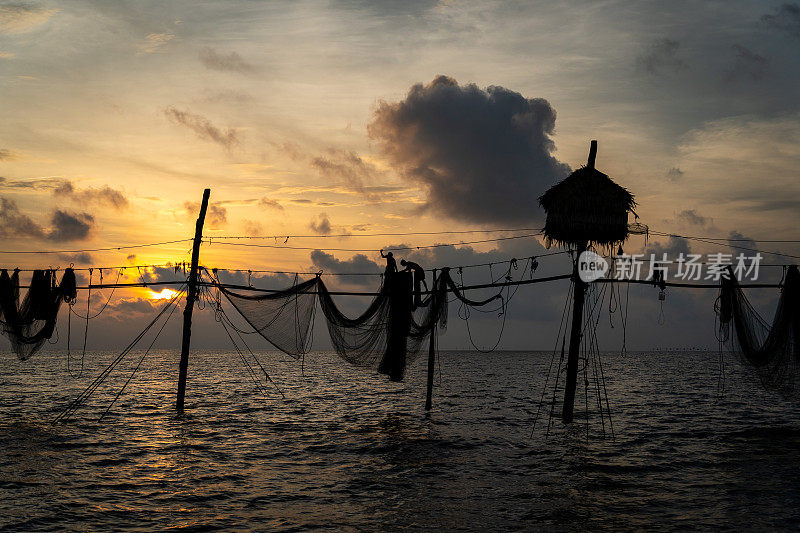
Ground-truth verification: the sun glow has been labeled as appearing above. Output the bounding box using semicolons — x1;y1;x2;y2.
149;288;178;300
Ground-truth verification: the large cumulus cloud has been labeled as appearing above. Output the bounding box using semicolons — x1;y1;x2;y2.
367;75;571;225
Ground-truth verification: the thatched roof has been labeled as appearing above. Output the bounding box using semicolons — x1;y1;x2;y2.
538;141;636;248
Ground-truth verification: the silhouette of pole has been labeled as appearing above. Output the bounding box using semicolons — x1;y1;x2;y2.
562;140;596;423
425;271;437;411
176;188;210;412
562;242;586;423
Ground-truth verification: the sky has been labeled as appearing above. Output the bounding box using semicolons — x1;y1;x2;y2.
0;0;799;352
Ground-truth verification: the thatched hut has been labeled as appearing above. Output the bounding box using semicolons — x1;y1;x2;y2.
539;140;637;424
539;140;635;250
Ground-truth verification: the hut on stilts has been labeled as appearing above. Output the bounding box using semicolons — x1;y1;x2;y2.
539;140;637;422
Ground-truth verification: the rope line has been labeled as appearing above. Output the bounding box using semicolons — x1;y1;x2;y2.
0;239;194;254
205;233;542;252
212;227;543;239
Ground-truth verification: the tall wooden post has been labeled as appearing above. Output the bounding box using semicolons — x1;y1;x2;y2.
562;242;586;423
562;140;596;423
425;272;437;411
176;188;210;412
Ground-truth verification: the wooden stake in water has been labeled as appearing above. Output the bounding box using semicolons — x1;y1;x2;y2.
562;141;596;423
562;242;586;423
425;271;437;411
176;188;210;412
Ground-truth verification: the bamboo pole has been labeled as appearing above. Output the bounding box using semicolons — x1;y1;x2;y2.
176;188;210;412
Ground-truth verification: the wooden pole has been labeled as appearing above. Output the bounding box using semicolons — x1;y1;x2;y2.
562;242;586;423
562;140;596;423
587;139;597;169
176;188;210;412
425;272;437;411
425;328;436;411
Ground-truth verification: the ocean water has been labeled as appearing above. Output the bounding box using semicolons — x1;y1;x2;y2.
0;349;798;532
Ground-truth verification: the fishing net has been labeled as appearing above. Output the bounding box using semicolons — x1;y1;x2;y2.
0;268;78;360
216;267;501;381
217;277;320;357
718;265;800;399
317;270;452;381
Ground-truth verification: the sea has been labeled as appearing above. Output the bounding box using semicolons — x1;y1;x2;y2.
1;349;798;532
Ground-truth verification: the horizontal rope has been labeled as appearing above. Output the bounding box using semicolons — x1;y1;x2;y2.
203;249;570;276
204;233;542;252
10;274;785;294
0;263;188;273
211;227;543;239
0;239;194;254
648;230;800;260
649;229;800;244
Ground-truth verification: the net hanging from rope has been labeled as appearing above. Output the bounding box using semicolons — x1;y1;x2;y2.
718;265;800;399
215;267;500;382
217;277;320;357
0;268;77;360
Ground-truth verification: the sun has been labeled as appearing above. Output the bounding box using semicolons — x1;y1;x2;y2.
149;288;178;300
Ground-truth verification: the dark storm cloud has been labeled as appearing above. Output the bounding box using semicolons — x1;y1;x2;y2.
53;179;129;210
309;213;332;235
184;201;227;227
0;197;45;238
198;47;253;73
761;3;800;39
635;38;686;74
725;44;768;82
164;106;240;149
368;75;570;225
47;210;94;241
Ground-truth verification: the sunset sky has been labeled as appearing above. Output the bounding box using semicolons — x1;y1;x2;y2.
1;0;798;350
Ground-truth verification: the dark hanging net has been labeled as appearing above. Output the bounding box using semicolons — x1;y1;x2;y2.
0;268;78;360
318;270;454;381
217;277;320;357
217;267;502;381
718;265;800;399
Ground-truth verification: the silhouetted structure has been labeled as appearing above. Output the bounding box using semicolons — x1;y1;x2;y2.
176;188;210;412
718;264;800;399
0;268;76;360
540;140;637;423
218;267;506;384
